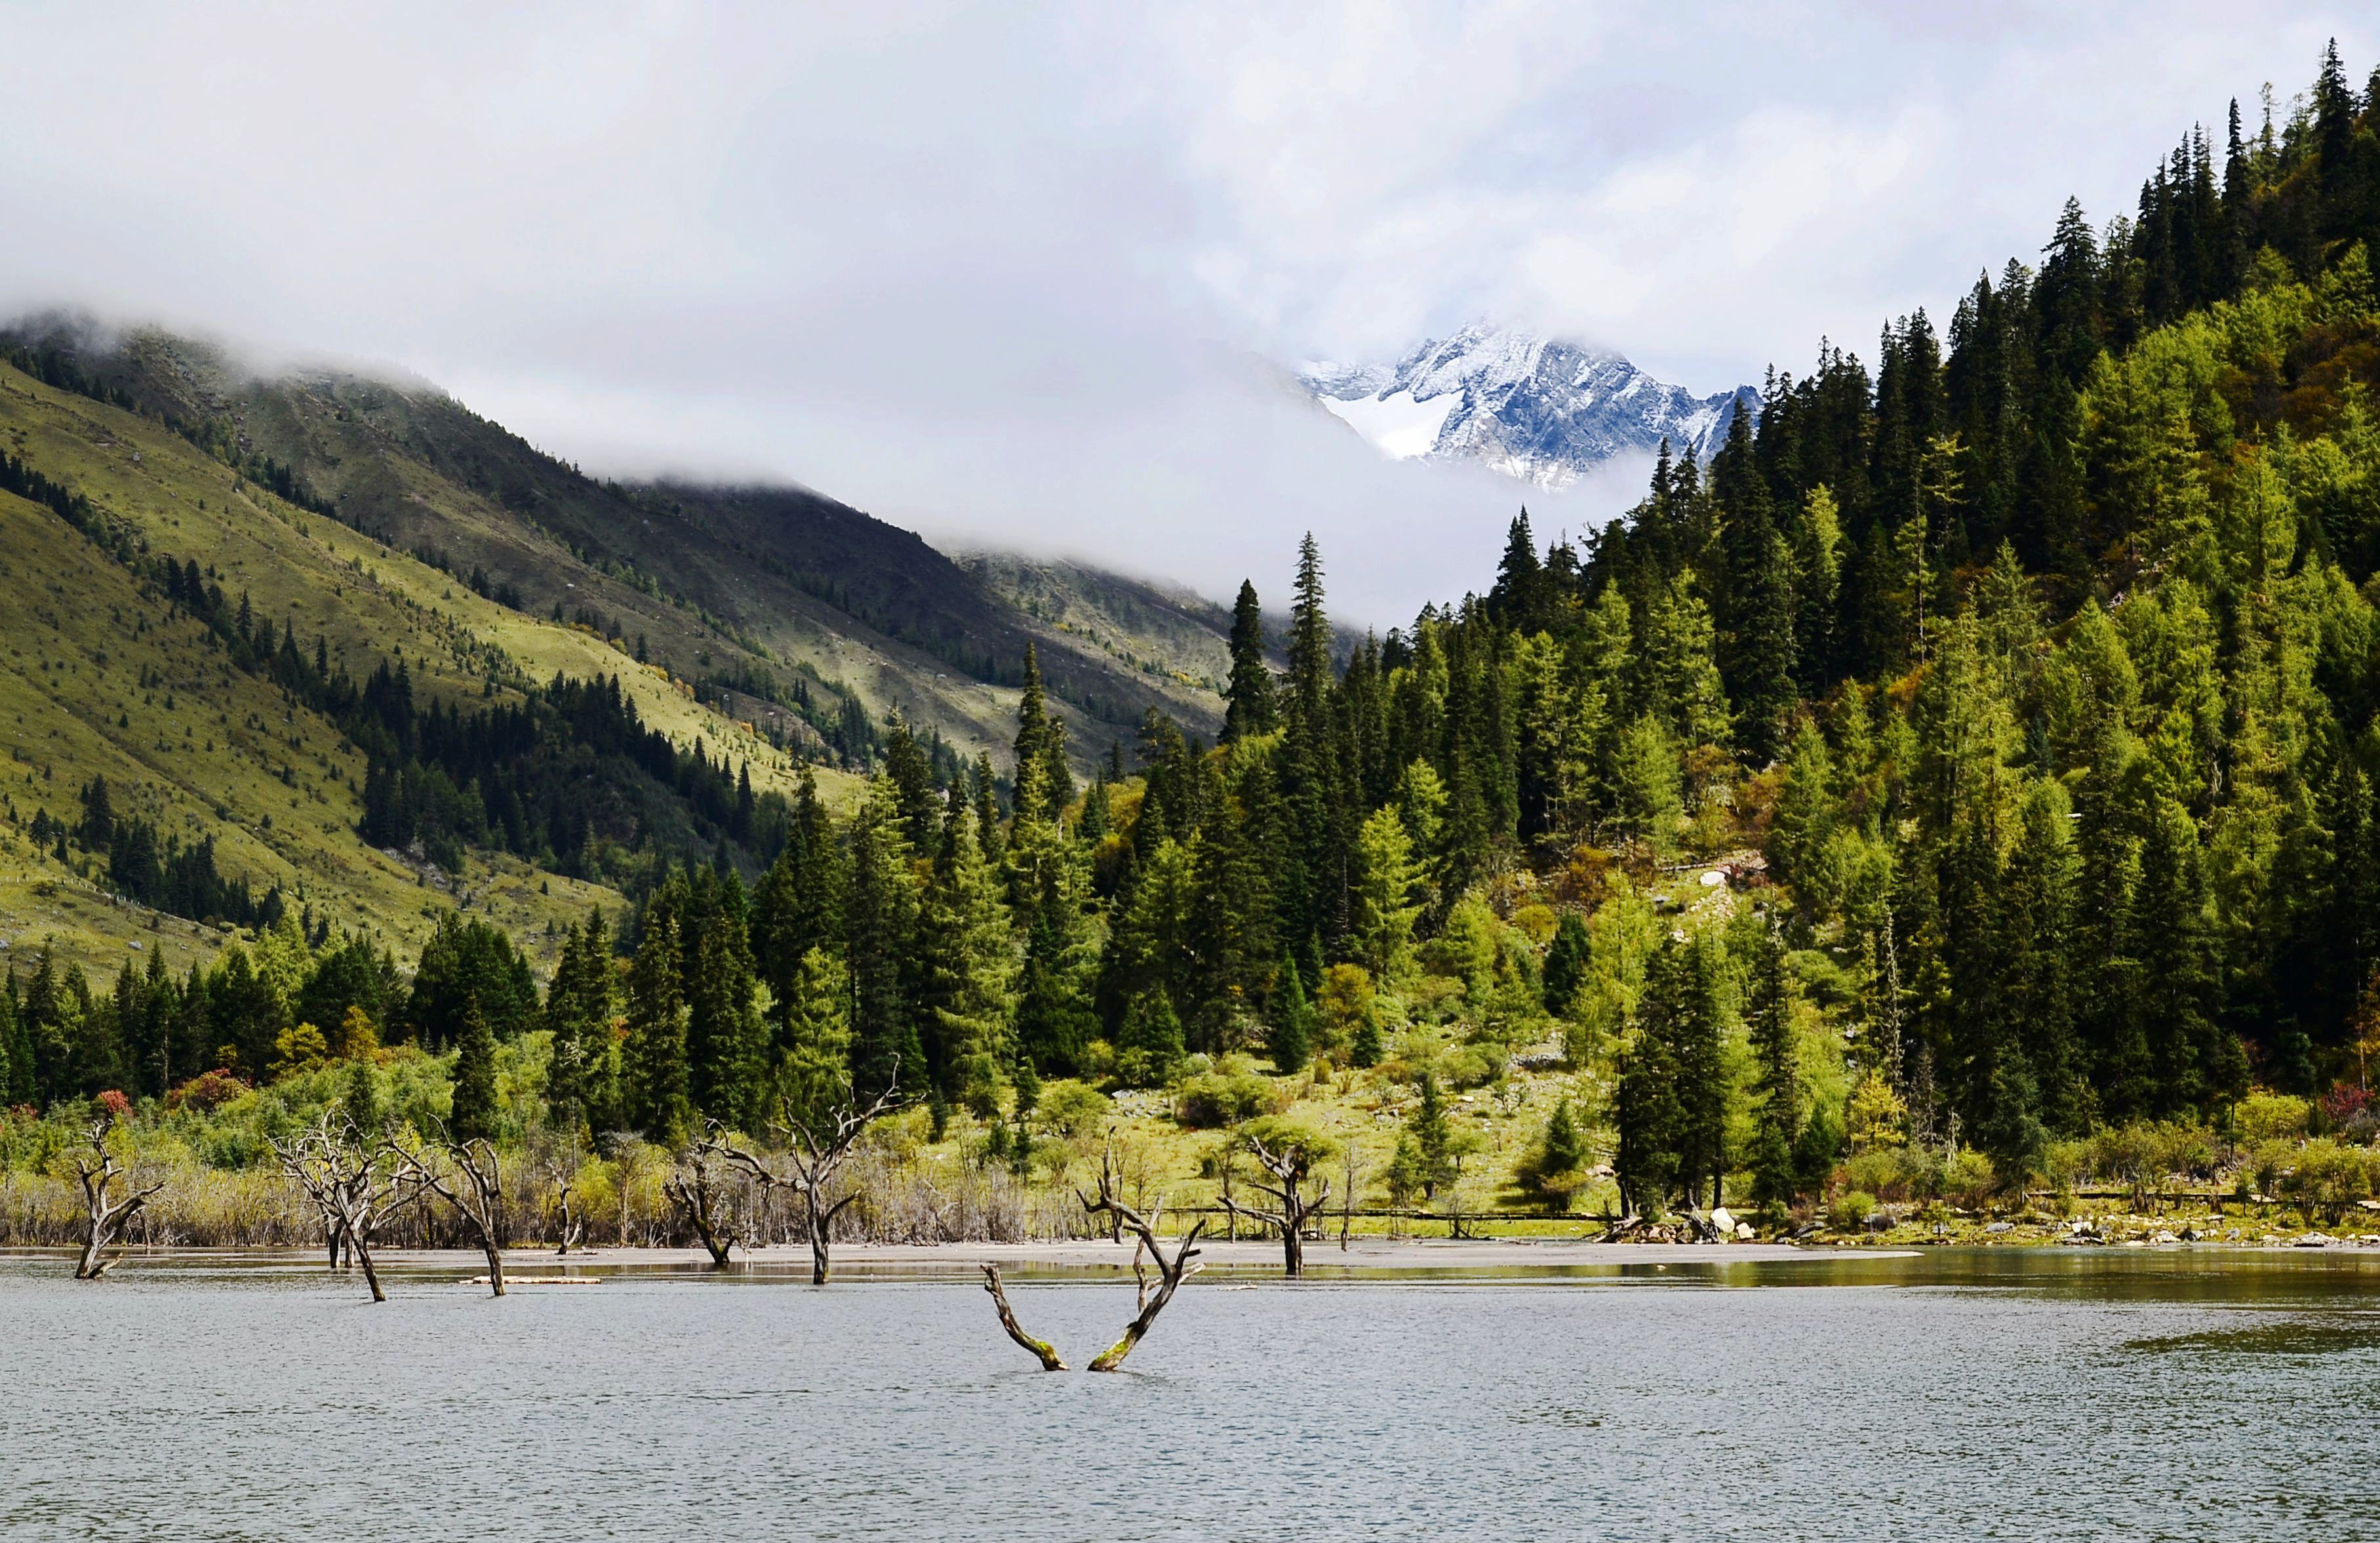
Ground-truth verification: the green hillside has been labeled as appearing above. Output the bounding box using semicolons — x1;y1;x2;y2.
0;357;857;976
1;325;1229;767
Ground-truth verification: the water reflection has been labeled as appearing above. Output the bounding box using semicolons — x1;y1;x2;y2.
1;1248;2374;1542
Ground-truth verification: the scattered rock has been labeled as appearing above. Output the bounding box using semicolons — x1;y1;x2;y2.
1983;1222;2014;1235
2295;1233;2335;1249
2150;1230;2179;1244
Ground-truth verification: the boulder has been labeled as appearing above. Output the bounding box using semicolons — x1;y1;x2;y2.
1735;1222;1756;1241
1709;1206;1735;1235
2295;1233;2335;1249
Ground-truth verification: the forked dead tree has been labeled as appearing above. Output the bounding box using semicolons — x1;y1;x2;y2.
73;1123;165;1280
664;1128;742;1269
1075;1139;1205;1372
271;1115;412;1302
720;1075;905;1285
1219;1121;1334;1278
405;1129;510;1297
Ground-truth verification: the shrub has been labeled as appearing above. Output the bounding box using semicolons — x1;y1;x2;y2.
165;1069;248;1115
2234;1091;2311;1144
1943;1148;1996;1206
1175;1071;1277;1129
1830;1189;1876;1230
1036;1080;1111;1140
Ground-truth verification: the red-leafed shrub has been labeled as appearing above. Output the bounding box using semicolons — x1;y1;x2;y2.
93;1089;134;1122
166;1069;248;1114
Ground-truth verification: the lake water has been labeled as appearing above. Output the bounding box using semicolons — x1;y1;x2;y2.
3;1247;2377;1540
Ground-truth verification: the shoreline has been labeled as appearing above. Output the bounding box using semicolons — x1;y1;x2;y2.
18;1235;2379;1277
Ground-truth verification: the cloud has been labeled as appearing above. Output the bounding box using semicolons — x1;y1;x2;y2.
0;2;2371;624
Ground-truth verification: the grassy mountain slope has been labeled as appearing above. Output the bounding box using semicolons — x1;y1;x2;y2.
955;550;1244;697
7;323;1226;765
0;358;848;974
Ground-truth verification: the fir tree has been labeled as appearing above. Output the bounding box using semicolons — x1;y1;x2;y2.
449;995;498;1142
1267;950;1313;1073
1222;579;1278;742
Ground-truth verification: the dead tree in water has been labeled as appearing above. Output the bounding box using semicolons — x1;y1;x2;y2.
405;1130;510;1296
73;1123;165;1280
547;1160;585;1256
720;1075;905;1285
664;1127;742;1268
980;1266;1067;1371
1218;1120;1334;1278
271;1115;410;1302
1075;1139;1205;1372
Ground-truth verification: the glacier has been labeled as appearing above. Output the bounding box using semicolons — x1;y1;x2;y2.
1299;323;1755;490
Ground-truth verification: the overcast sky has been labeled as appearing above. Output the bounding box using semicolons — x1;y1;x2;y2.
3;2;2371;622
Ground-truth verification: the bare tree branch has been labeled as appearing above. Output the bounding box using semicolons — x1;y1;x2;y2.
719;1073;907;1284
1075;1136;1204;1372
401;1126;510;1296
72;1123;165;1281
980;1265;1068;1371
269;1115;412;1302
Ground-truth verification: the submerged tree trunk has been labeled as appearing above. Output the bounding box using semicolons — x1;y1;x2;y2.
980;1266;1067;1371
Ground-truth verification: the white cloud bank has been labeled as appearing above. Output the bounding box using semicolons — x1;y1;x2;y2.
0;2;2369;622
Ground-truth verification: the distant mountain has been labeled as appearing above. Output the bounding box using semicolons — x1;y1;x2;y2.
1299;323;1755;489
0;317;1227;774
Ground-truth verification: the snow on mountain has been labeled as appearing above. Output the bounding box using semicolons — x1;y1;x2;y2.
1299;323;1755;489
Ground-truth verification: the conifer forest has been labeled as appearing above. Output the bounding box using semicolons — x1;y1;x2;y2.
16;45;2380;1255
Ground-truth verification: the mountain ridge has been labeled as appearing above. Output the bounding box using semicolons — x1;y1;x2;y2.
1300;321;1755;489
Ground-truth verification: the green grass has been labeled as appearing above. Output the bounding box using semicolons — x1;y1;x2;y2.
0;363;865;976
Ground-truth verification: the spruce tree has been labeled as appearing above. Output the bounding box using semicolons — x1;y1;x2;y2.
1267;950;1313;1073
449;995;499;1142
1746;919;1802;1211
625;915;690;1142
845;774;925;1102
1222;579;1278;742
1115;986;1185;1088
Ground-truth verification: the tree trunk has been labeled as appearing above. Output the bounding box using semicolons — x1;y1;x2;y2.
481;1235;507;1296
1282;1208;1304;1278
806;1200;831;1285
981;1266;1066;1371
355;1232;387;1303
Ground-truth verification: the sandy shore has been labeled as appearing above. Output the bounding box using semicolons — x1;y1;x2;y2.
358;1237;1843;1275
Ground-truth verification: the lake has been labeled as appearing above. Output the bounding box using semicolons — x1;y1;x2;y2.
3;1247;2375;1540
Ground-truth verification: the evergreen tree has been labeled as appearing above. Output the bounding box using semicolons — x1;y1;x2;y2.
1115;986;1185;1088
917;795;1017;1113
1746;919;1801;1210
845;774;925;1102
625;914;690;1142
449;995;499;1142
1267;950;1313;1073
1222;579;1278;742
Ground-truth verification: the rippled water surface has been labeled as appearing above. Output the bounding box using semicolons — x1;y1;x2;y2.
4;1248;2376;1541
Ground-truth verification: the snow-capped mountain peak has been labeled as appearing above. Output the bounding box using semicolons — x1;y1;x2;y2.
1299;323;1754;489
